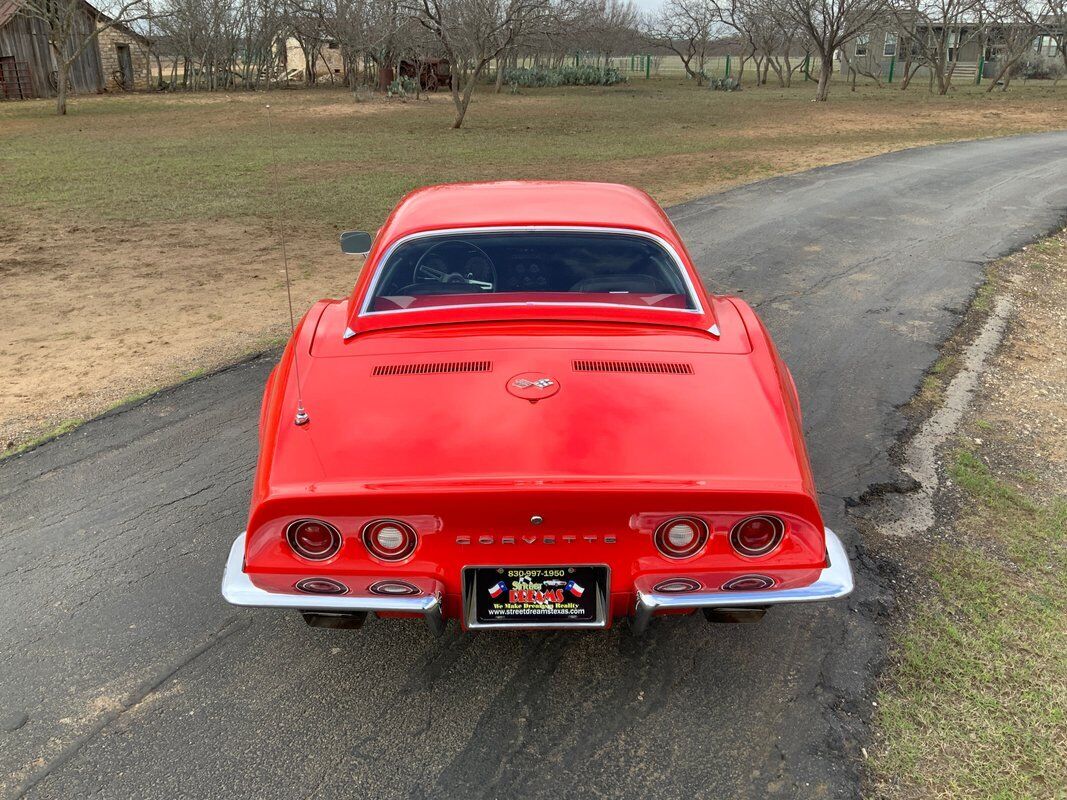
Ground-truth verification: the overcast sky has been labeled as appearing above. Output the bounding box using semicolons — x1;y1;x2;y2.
628;0;663;12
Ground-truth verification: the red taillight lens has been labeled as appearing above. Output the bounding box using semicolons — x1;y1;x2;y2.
653;517;709;559
295;577;348;594
722;574;776;591
286;519;342;561
729;515;784;558
362;520;417;562
652;578;701;593
369;580;421;596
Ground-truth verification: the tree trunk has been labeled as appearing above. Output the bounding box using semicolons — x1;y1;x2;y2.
935;56;950;95
814;53;833;101
52;44;68;115
56;68;68;115
450;71;466;128
452;63;489;128
987;54;1025;92
494;52;506;93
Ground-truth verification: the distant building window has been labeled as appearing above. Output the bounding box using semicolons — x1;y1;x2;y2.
855;33;870;57
1033;35;1058;57
884;33;897;57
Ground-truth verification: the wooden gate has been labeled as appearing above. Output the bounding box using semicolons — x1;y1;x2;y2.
0;56;34;99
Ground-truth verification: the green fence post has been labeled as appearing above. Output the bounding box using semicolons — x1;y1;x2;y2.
645;55;651;79
725;54;731;78
976;55;984;85
574;52;579;67
888;56;895;83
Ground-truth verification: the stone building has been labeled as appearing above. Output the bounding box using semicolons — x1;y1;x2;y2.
96;21;149;90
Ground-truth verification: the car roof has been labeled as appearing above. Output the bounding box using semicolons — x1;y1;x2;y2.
374;181;680;244
343;181;716;336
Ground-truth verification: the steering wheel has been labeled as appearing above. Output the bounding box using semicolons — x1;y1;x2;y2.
413;240;496;291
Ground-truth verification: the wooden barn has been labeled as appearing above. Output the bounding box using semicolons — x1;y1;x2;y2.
0;0;105;99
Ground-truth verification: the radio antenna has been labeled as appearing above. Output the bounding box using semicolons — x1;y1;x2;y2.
265;104;309;426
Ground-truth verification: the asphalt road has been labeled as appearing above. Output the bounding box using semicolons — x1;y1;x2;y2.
3;132;1067;800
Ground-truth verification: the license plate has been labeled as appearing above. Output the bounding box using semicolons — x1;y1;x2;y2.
464;565;609;629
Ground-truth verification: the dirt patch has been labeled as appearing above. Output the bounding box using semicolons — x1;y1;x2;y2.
0;217;357;449
1;83;1065;452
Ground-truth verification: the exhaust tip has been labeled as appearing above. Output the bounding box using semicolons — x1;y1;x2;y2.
300;611;368;629
703;607;768;624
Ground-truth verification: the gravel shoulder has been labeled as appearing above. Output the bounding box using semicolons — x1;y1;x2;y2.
864;229;1067;798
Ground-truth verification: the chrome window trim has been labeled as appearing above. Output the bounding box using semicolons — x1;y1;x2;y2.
357;226;706;319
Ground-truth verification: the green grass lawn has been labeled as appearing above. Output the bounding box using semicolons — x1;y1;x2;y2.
1;77;1065;452
875;455;1066;799
2;79;1065;235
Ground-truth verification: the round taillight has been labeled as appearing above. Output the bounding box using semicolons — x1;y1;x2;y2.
295;577;348;595
362;519;417;562
369;580;421;596
730;515;785;558
652;577;701;593
722;574;776;591
653;517;709;559
286;519;342;561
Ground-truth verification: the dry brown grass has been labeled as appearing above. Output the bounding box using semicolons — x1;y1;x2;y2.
1;79;1065;451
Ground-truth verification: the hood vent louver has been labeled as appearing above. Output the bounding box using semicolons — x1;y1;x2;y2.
572;360;693;375
372;360;492;377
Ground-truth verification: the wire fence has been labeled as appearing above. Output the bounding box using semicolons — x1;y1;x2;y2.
507;53;822;81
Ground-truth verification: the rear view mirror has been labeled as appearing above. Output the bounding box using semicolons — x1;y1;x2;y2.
340;230;373;255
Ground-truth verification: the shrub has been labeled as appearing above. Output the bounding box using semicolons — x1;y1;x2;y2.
386;76;417;97
502;65;627;88
1010;58;1065;81
708;76;742;91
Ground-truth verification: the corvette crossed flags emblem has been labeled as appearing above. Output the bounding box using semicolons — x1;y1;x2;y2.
512;377;555;390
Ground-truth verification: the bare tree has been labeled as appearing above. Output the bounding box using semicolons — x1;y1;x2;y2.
1043;0;1067;73
644;0;720;84
838;26;887;86
723;0;812;86
409;0;552;128
888;0;988;94
19;0;147;114
587;0;640;61
780;0;888;99
982;0;1042;89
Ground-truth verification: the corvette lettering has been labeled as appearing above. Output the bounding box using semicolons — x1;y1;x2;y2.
456;534;617;545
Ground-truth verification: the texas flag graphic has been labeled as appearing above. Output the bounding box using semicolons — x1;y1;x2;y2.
488;581;508;599
565;580;585;598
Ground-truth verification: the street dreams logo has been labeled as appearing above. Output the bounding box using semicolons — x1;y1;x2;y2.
488;577;585;604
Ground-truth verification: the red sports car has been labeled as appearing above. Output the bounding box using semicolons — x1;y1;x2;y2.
222;181;853;634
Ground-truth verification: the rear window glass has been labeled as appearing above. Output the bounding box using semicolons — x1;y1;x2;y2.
365;231;698;313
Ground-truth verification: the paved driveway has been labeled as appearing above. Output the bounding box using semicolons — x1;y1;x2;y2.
2;131;1066;799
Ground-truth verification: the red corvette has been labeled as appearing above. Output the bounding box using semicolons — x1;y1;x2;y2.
222;181;853;633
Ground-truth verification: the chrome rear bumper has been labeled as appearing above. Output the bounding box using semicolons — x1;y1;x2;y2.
630;527;854;634
221;533;445;635
223;527;852;637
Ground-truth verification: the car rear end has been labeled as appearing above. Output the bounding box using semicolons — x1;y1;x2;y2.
223;483;852;633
